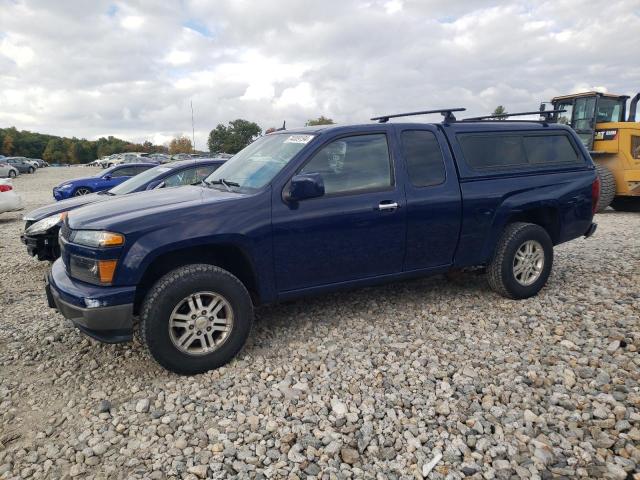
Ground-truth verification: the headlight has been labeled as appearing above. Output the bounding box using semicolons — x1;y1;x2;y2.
58;184;73;189
71;230;125;248
25;213;67;236
69;255;118;285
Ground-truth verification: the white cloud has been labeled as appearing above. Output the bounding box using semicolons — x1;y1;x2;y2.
0;35;35;67
165;49;192;66
0;0;638;149
120;15;145;30
275;82;317;110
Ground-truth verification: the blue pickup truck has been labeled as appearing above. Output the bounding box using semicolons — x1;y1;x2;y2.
46;114;599;374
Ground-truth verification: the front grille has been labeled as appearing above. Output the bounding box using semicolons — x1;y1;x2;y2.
60;221;72;241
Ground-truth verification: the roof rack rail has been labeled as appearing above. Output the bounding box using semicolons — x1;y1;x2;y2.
463;109;566;122
371;108;466;124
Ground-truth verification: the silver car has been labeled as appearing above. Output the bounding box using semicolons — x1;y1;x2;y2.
0;162;20;178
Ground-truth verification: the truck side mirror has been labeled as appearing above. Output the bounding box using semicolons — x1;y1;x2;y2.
285;173;325;202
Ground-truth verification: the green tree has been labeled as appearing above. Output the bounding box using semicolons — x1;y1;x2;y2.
43;138;67;162
168;135;193;154
306;116;335;126
208;119;262;154
491;105;508;120
2;135;15;155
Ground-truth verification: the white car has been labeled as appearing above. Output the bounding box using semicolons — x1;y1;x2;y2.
0;179;23;214
0;162;20;178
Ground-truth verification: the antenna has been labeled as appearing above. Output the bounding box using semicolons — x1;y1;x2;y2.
276;121;286;131
190;100;196;153
371;108;466;124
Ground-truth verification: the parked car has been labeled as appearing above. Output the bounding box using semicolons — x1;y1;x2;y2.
52;163;156;200
0;162;20;178
0;179;23;214
31;158;46;167
5;157;36;174
46;115;599;374
22;159;226;260
24;159;40;169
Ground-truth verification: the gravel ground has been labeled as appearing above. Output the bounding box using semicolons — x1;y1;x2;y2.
0;167;639;480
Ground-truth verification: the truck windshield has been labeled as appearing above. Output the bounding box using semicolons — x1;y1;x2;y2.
204;134;314;192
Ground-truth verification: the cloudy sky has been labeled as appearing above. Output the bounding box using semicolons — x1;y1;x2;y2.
1;0;639;150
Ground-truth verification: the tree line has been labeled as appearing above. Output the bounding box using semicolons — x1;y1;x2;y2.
0;115;336;164
0;127;168;164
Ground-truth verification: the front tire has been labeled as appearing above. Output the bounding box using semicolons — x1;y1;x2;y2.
8;170;16;178
28;167;35;174
141;264;253;375
595;164;616;212
73;187;92;196
487;222;553;299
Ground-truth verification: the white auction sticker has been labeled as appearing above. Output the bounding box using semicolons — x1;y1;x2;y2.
284;135;314;144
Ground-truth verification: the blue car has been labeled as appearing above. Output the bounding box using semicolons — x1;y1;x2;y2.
52;163;157;200
23;159;226;260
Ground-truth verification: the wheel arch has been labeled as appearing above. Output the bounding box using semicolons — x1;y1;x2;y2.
483;204;560;264
133;243;260;315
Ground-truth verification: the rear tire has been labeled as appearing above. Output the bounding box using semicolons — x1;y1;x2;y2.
487;222;553;299
610;196;640;212
141;264;253;375
595;164;616;212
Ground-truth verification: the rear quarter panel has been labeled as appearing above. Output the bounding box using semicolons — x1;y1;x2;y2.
454;170;595;266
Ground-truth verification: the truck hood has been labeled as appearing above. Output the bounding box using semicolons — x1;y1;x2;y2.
25;192;107;222
67;185;242;231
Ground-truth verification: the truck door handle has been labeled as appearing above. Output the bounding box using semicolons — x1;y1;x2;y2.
377;201;398;211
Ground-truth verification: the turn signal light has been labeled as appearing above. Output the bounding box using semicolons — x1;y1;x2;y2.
98;260;118;284
0;185;12;192
100;232;125;247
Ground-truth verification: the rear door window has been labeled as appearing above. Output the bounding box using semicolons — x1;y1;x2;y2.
400;130;446;187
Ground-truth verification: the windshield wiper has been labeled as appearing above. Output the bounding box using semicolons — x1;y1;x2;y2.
209;178;240;191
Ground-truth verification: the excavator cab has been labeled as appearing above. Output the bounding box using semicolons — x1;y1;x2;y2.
546;92;629;150
542;91;640;211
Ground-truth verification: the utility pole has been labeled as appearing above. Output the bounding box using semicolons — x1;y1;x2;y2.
191;100;196;152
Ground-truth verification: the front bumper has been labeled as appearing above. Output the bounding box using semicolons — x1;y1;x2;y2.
53;189;66;200
46;259;135;343
21;231;60;261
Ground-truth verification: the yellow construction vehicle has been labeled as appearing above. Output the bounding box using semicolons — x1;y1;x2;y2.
541;91;640;212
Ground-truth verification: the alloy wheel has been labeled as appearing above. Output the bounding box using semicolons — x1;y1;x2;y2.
168;291;234;356
513;240;545;286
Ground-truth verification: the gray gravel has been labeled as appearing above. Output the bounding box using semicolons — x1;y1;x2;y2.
1;167;639;479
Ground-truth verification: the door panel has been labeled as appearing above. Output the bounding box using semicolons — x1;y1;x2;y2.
271;132;406;291
398;127;462;270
